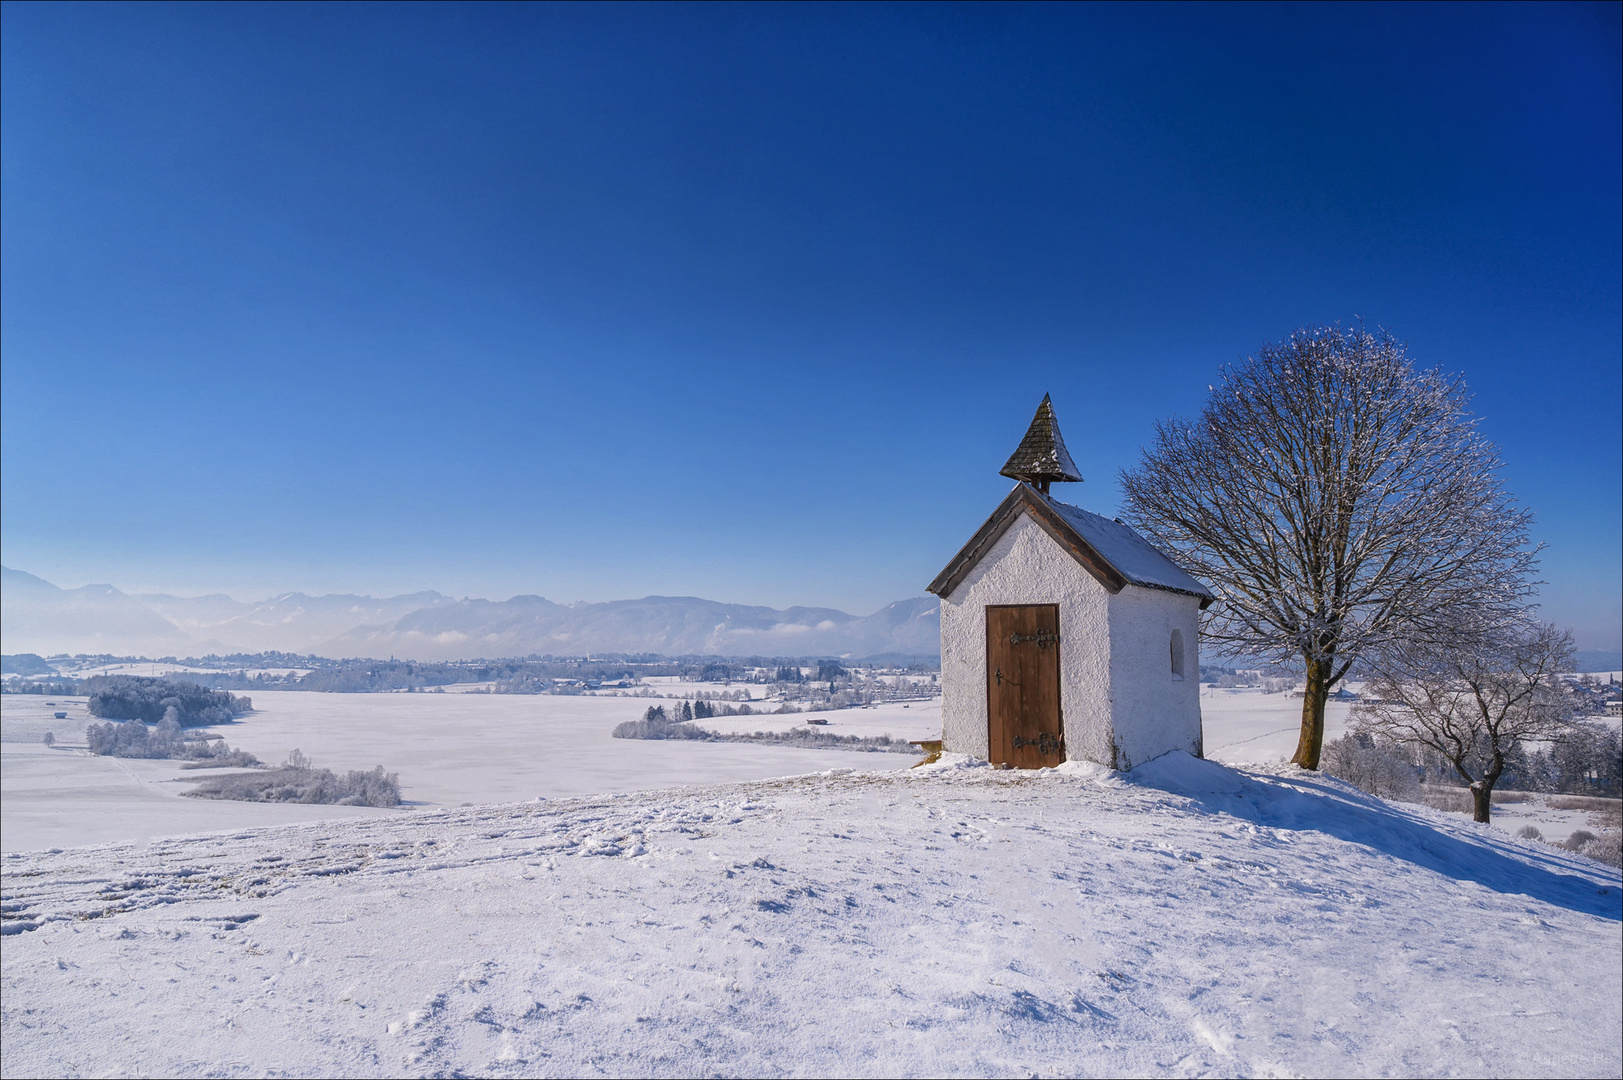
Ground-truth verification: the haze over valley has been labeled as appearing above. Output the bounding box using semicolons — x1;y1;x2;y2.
0;567;941;661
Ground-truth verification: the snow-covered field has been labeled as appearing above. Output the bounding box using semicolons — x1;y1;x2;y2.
1200;686;1355;764
3;752;1618;1077
8;684;1608;853
1;693;936;852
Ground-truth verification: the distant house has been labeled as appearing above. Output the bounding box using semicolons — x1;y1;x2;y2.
927;395;1214;770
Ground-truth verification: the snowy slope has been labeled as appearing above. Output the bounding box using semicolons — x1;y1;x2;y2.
3;755;1619;1078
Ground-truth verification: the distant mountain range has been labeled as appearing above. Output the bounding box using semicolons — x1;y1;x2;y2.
0;567;942;662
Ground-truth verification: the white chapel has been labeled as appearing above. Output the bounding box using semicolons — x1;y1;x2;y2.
927;395;1214;770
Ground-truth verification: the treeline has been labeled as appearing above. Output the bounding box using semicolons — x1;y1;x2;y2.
175;658;906;694
86;676;250;726
611;704;915;754
1324;722;1623;799
770;662;850;684
665;700;757;722
25;652;938;696
610;703;758;736
177;658;642;693
85;715;260;767
3;679;82;695
80;721;402;807
184;748;400;807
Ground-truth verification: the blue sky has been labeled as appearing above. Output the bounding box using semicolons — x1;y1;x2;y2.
2;2;1618;648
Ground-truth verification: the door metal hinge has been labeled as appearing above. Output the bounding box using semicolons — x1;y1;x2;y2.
1013;732;1066;756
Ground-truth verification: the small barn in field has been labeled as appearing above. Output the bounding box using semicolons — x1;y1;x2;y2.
927;395;1214;770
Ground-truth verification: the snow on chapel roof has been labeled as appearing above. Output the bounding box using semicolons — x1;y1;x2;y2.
927;484;1214;604
1044;497;1213;600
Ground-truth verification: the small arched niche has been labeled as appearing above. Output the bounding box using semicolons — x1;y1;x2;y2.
1170;628;1185;680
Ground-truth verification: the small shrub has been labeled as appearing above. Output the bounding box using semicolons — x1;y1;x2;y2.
1575;833;1622;869
1565;830;1597;851
1516;825;1543;840
42;731;54;747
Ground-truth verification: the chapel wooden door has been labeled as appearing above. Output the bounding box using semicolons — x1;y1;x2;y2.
985;604;1065;768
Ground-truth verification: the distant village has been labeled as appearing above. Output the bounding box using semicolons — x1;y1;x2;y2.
7;649;1618;718
0;650;942;711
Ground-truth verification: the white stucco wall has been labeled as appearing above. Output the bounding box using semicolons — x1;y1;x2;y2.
1105;584;1205;770
938;512;1114;764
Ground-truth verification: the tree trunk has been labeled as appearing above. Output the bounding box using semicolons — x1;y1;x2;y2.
1472;753;1505;824
1290;657;1331;769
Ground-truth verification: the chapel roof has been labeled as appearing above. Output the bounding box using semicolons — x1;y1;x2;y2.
999;394;1083;487
926;483;1215;605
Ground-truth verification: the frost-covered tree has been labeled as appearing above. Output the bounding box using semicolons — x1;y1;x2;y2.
1320;733;1419;801
1121;325;1538;769
1549;722;1623;796
1354;621;1576;822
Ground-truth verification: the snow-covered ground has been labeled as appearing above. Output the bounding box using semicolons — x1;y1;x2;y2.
1473;794;1616;847
1;693;933;852
3;753;1618;1077
9;684;1610;853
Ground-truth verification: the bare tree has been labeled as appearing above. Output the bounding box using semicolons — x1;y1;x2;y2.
1121;325;1538;768
1355;621;1576;822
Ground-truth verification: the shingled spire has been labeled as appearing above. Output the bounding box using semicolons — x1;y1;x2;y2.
999;393;1082;493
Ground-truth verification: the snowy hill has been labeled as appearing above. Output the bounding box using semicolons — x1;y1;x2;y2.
0;567;941;660
3;754;1617;1077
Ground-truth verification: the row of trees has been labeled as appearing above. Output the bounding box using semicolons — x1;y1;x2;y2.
1351;623;1603;818
85;710;260;766
611;704;913;753
1326;721;1621;801
86;676;251;726
1123;324;1602;823
2;679;82;695
627;701;755;729
612;705;715;741
184;748;401;806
